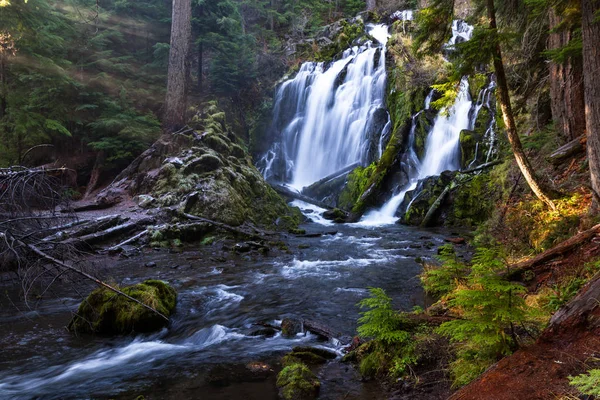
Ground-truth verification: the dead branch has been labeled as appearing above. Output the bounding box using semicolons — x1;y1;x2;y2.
505;223;600;279
19;238;168;321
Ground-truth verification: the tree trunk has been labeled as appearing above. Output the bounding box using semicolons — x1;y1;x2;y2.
366;0;376;11
164;0;192;132
582;0;600;208
548;8;586;143
84;151;105;199
0;52;6;119
487;0;556;211
197;40;203;91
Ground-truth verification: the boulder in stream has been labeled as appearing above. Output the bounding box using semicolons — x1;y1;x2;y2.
276;362;320;400
68;279;177;334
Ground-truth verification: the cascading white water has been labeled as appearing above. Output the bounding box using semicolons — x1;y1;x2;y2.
419;77;472;177
360;20;485;225
261;24;391;189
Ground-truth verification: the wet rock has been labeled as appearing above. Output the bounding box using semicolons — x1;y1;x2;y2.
68;280;177;335
234;242;251;253
322;208;349;223
292;346;337;360
119;245;140;258
281;318;303;337
163;157;184;168
249;327;278;337
144;261;157;268
283;351;327;366
136;194;156;208
206;362;273;387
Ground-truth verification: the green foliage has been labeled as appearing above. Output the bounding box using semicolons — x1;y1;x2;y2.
420;245;468;298
357;288;417;378
413;0;453;57
0;0;168;167
569;369;600;396
358;288;408;344
435;247;534;387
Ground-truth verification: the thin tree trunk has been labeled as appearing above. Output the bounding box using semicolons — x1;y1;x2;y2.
197;40;203;91
0;52;6;119
582;0;600;209
548;8;586;142
84;150;104;199
487;0;556;211
164;0;192;132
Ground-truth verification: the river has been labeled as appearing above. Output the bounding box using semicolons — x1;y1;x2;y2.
0;201;451;400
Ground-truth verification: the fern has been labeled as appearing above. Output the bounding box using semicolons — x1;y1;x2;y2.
569;369;600;396
436;247;531;386
356;288;417;378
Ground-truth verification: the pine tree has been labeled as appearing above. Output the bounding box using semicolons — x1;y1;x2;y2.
164;0;192;131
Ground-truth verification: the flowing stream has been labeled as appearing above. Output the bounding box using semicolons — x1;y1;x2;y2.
0;218;448;399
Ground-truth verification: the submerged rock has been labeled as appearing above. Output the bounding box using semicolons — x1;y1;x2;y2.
68;280;177;334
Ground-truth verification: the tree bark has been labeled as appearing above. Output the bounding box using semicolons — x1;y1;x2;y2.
164;0;192;132
582;0;600;209
487;0;556;211
366;0;376;11
548;8;586;142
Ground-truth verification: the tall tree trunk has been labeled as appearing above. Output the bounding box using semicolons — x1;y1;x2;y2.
0;52;6;119
197;40;203;92
548;8;586;142
164;0;192;132
582;0;600;207
487;0;556;210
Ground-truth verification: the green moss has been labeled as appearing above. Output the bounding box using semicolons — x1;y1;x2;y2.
276;363;320;400
313;19;366;62
201;235;216;245
68;280;177;335
467;73;489;99
204;134;231;155
338;164;376;211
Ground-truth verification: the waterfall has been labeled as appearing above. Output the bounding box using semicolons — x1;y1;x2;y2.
360;20;499;225
260;24;391;190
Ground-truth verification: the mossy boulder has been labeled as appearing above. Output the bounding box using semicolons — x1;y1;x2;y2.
68;280;177;335
276;363;320;400
400;171;456;225
184;153;223;174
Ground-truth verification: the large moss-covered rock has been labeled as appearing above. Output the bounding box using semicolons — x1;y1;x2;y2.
68;280;177;334
400;171;456;225
276;363;320;400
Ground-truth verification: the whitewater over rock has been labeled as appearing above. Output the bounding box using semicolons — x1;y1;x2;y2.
260;24;391;190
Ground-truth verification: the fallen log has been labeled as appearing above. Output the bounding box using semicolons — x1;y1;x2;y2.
65;217;155;248
303;319;338;341
270;184;333;210
546;135;585;165
506;223;600;279
181;213;272;241
421;182;455;228
42;215;125;242
301;162;360;194
107;230;149;254
17;237;168;322
460;159;502;174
